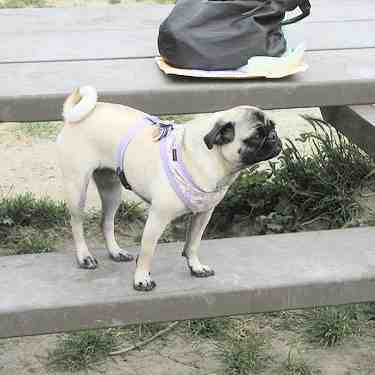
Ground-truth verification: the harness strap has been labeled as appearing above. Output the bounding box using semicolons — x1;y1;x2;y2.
116;118;151;190
174;141;205;193
159;135;192;210
160;135;215;212
116;115;224;213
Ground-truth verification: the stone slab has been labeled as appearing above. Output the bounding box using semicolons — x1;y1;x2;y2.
1;49;375;122
0;6;373;63
1;227;374;338
321;105;375;159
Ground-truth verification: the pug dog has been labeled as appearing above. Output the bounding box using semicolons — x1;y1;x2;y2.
57;86;282;292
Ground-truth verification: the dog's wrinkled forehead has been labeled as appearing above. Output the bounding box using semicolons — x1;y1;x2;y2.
250;109;276;135
223;106;274;135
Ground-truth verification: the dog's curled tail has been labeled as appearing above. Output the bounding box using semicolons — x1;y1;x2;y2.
62;86;98;123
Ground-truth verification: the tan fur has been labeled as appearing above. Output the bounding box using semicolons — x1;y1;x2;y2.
63;88;81;119
57;87;280;291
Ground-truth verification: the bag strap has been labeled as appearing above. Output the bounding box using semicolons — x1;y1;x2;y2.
281;0;311;26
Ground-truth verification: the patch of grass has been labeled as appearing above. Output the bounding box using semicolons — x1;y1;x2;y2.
0;193;69;229
187;318;231;339
305;306;361;347
211;166;280;235
279;350;316;375
359;302;375;321
13;122;62;140
84;201;145;241
133;321;170;338
47;330;117;372
271;116;372;227
0;0;46;8
86;201;145;227
0;193;68;255
115;201;145;224
219;334;271;374
160;114;195;124
48;322;176;372
262;310;312;332
116;321;174;349
213;117;374;235
4;226;58;255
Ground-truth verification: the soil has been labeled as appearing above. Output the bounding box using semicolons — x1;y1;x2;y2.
1;315;375;374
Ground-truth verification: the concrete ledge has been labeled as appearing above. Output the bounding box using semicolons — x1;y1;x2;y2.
321;105;375;159
1;227;375;339
0;6;373;63
1;50;375;122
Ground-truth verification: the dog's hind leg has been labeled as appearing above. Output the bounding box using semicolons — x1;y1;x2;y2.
92;169;134;262
182;209;215;277
63;167;98;269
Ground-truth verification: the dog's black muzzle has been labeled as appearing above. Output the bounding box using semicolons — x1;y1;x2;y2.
241;130;282;165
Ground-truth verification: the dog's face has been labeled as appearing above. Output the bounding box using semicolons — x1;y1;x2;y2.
204;106;282;169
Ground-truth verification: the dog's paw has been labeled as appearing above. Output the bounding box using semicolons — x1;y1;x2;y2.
133;272;156;292
110;250;134;262
78;255;98;270
189;265;215;278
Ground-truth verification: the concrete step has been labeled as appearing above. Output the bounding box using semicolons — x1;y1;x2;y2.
1;227;374;339
321;105;375;159
2;50;375;122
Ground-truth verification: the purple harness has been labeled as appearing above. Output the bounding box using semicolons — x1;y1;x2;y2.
116;116;226;213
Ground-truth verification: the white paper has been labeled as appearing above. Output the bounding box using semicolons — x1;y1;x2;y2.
156;43;308;80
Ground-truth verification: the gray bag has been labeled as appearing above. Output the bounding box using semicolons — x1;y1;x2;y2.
158;0;311;70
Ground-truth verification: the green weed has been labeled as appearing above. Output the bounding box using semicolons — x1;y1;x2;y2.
305;306;361;347
0;193;69;229
213;117;374;235
85;201;145;227
13;122;62;140
279;350;316;375
359;302;375;321
0;193;68;255
47;330;117;372
187;318;231;339
219;334;270;374
262;310;312;332
115;201;145;224
114;321;174;350
4;226;58;255
160;114;195;123
0;0;46;8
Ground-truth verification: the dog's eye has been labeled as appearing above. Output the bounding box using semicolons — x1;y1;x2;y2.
256;127;266;138
244;136;258;148
243;138;252;147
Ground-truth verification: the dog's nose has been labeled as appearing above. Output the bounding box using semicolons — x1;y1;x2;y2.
267;130;278;143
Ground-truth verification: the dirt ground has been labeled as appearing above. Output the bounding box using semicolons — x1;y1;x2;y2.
2;310;375;374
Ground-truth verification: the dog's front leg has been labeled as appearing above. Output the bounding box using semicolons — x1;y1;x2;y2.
134;208;172;291
182;209;215;277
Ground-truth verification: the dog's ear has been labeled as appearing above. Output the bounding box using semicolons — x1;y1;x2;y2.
204;121;235;150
